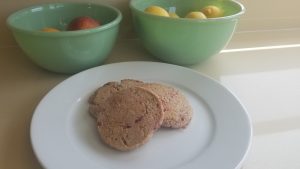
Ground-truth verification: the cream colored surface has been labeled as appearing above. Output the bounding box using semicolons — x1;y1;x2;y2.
1;0;300;168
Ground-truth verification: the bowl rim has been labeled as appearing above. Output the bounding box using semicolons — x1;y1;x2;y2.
6;2;122;37
129;0;245;22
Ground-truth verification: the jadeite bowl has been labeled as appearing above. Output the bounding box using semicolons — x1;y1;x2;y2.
7;3;122;73
130;0;245;65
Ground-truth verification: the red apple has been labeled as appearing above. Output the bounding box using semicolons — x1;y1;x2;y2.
67;16;101;31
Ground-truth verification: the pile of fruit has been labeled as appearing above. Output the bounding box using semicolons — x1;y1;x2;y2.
40;16;101;32
144;5;223;19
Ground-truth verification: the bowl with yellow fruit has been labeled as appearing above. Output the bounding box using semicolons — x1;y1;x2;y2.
7;2;122;73
130;0;245;65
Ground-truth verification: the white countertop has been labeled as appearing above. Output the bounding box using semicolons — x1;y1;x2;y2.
1;26;300;168
209;28;300;169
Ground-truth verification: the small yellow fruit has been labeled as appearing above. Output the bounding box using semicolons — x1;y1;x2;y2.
40;27;60;32
185;12;207;19
169;12;180;18
144;6;169;17
201;5;223;18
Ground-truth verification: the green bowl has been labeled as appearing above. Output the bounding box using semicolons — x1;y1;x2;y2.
130;0;245;65
7;2;122;73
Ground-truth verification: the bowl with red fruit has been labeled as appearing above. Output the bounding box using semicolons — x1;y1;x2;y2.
7;2;122;73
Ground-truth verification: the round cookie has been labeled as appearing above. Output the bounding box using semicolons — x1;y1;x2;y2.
120;79;144;87
141;83;193;128
97;87;163;151
88;79;144;118
88;81;121;118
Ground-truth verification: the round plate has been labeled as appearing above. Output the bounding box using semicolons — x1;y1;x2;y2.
31;61;252;169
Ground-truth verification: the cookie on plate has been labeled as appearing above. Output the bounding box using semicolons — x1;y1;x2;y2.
97;87;164;151
88;79;144;118
141;83;193;128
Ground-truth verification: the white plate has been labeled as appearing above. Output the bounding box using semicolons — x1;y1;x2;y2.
31;61;252;169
